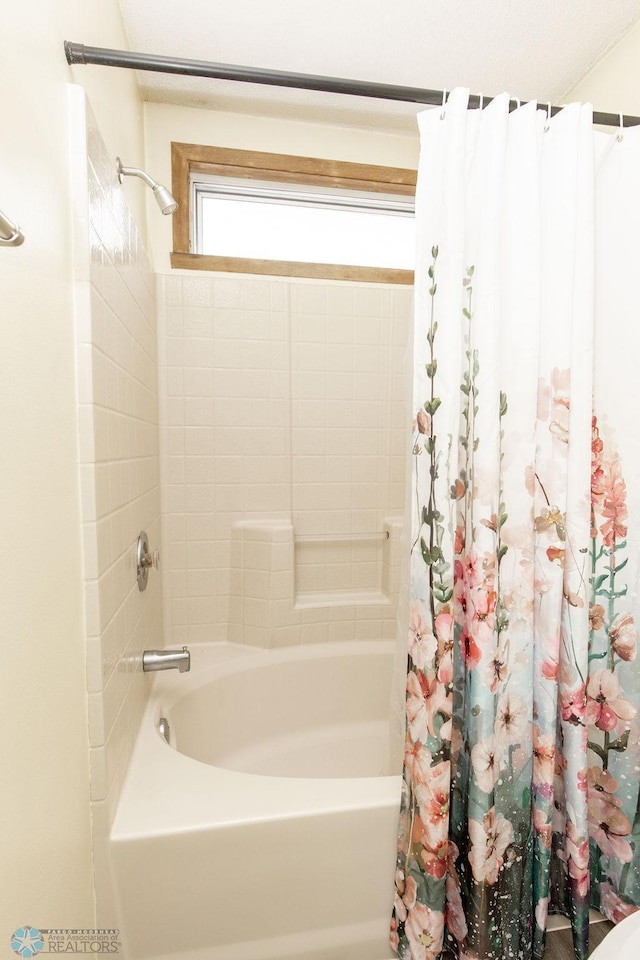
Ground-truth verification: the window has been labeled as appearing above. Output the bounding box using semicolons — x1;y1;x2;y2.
170;143;417;283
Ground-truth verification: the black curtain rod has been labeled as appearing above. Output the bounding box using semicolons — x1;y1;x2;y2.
64;41;640;129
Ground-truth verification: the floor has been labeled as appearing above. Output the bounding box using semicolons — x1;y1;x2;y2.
543;920;613;960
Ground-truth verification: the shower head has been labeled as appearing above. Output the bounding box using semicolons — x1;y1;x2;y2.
116;157;178;215
151;182;179;216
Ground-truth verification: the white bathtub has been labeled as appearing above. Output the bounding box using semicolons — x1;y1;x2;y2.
110;641;402;960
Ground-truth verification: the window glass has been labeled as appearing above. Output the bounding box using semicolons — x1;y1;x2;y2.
195;178;415;269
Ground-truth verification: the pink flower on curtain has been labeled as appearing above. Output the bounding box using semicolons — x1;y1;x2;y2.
535;896;550;931
460;627;482;669
610;612;638;662
469;587;497;645
533;806;552;849
444;841;468;942
495;693;529;744
532;725;556;792
565;822;590;900
468;807;513;884
586;669;636;733
599;453;628;547
471;734;504;793
599;883;639;924
413;765;450;881
591;416;605;504
408;600;438;670
416;409;431;436
435;608;454;684
560;683;586;725
393;873;444;958
445;873;468;942
403;735;433;787
414;820;449;879
414;760;450;826
404;902;444;960
485;652;508;693
589;603;605;632
454;524;465;554
406;671;452;741
587;767;634;863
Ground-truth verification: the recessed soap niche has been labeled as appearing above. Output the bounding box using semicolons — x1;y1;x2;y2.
228;518;403;648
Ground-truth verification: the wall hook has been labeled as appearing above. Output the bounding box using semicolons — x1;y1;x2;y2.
0;208;24;246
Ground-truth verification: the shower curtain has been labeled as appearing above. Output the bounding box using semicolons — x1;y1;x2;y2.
392;89;640;960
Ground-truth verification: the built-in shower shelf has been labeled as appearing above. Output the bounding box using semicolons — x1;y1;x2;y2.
295;590;391;610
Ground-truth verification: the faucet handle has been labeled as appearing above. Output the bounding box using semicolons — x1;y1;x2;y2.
140;548;160;570
136;531;159;591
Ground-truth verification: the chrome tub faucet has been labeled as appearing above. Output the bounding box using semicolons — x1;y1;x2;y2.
142;646;190;673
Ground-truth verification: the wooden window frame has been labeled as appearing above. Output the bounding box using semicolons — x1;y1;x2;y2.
170;142;416;284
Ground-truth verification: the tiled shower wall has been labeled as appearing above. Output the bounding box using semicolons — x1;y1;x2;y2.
158;273;411;647
70;88;163;831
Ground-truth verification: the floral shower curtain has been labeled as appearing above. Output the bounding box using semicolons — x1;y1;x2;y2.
392;89;640;960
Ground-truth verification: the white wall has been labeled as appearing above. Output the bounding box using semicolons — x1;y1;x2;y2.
0;0;144;934
565;17;640;115
143;101;420;272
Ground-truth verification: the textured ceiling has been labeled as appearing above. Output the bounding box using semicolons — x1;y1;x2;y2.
116;0;640;132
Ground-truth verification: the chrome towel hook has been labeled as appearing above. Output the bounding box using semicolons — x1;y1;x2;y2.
0;208;24;246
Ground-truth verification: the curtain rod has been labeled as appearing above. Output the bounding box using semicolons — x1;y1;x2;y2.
64;41;640;129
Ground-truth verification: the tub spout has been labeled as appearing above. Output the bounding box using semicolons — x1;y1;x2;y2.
142;647;190;673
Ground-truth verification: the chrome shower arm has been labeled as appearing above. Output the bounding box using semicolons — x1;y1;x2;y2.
116;158;157;189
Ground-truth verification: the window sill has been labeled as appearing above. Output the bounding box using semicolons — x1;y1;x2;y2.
170;251;414;284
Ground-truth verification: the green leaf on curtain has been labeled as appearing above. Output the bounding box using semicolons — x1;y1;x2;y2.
499;391;508;417
420;538;432;565
431;245;439;259
435;587;453;603
463;307;471;319
592;573;608;591
426;360;438;378
429;284;438;297
587;741;607;762
609;730;631;752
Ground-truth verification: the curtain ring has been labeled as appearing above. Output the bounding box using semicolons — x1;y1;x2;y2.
440;89;447;120
616;112;624;142
544;101;551;133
